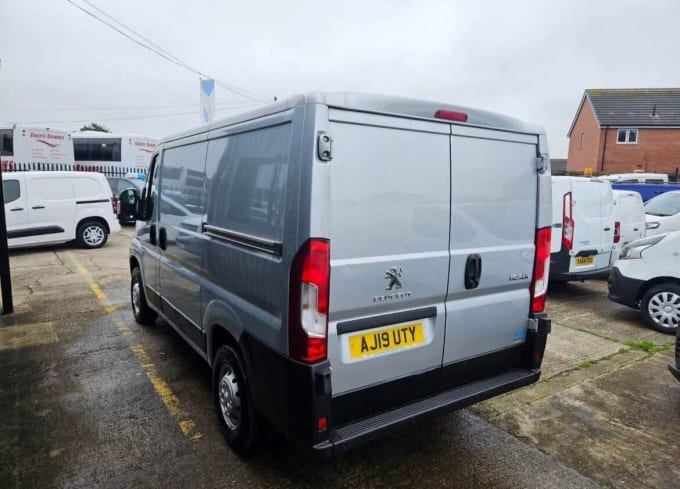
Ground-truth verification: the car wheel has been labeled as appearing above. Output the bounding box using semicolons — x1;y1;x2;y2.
641;283;680;335
76;220;108;249
131;267;157;325
213;345;261;455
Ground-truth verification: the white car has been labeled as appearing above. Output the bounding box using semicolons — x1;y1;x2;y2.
2;171;121;249
645;190;680;236
608;231;680;334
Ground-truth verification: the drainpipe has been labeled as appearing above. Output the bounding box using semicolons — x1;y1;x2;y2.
600;126;609;173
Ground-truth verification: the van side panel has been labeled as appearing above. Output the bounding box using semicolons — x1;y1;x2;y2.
325;110;451;396
443;134;537;368
201;109;304;355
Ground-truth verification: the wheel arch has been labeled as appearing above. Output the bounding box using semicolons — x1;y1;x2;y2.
636;276;680;302
204;300;245;368
77;216;110;234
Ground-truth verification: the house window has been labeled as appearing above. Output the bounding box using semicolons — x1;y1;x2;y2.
616;128;638;144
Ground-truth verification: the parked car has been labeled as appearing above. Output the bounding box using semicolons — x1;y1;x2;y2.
608;231;680;334
610;190;646;265
670;327;680;382
129;92;553;457
645;190;680;236
1;171;120;249
611;182;680;202
550;176;614;281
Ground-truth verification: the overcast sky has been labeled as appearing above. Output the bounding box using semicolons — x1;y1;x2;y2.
1;0;679;157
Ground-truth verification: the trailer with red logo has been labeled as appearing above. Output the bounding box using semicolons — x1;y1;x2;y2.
0;124;75;172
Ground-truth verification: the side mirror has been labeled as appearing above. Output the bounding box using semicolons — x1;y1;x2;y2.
118;188;140;221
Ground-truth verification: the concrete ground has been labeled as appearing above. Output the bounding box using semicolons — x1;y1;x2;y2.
0;229;678;488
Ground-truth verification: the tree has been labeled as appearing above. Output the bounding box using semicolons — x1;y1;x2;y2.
80;122;110;133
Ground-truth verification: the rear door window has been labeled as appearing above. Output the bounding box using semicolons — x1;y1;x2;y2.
2;180;20;204
205;124;292;241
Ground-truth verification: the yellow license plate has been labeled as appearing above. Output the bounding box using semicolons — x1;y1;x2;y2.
348;322;425;359
574;256;595;267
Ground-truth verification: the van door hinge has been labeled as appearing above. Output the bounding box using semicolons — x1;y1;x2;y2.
317;132;333;162
536;155;549;174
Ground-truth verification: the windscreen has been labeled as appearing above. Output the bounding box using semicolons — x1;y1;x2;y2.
645;192;680;217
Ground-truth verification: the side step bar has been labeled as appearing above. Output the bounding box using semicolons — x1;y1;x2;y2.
313;369;540;457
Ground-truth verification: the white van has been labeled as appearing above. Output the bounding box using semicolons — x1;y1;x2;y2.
551;177;614;281
610;190;646;264
2;171;120;249
603;172;669;184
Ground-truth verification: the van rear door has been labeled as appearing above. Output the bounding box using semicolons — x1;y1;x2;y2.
325;110;450;401
441;129;538;381
569;180;613;272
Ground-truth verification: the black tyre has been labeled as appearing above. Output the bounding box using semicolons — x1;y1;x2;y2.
641;283;680;335
130;267;157;325
213;345;262;455
76;220;108;249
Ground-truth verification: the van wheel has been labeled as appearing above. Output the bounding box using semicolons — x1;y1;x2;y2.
641;283;680;335
77;220;108;249
213;345;261;455
131;267;157;325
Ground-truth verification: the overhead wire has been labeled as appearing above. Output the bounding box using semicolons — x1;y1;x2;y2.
64;0;271;103
5;101;261;112
12;105;255;125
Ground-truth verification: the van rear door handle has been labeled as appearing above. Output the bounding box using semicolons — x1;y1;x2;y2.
603;227;611;231
149;224;157;246
32;205;45;210
10;207;23;211
464;254;482;290
159;227;167;251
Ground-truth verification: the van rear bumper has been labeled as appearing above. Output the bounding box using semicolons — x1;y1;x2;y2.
550;246;610;281
313;368;539;457
242;315;550;458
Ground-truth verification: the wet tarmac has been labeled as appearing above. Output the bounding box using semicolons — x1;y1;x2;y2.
1;230;677;488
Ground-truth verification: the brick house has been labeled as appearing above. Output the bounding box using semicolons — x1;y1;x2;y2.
567;88;680;176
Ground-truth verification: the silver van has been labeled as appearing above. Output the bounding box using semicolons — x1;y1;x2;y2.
129;92;553;457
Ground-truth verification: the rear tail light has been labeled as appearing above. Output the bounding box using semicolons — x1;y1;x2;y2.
530;227;552;313
289;239;330;363
613;221;621;243
111;196;117;215
434;109;468;122
562;192;574;250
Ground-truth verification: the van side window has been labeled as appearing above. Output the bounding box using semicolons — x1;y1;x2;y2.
205;124;292;241
141;155;159;220
0;129;13;156
159;142;208;217
2;180;20;204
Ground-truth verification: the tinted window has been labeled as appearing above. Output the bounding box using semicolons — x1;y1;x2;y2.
205;124;292;241
73;138;122;162
0;129;13;157
617;129;627;143
645;179;665;184
2;180;20;204
160;142;208;217
645;192;680;217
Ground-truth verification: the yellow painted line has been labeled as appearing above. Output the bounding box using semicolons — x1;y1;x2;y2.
64;251;202;442
0;322;58;351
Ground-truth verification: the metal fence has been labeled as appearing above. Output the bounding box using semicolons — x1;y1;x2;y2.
0;162;147;177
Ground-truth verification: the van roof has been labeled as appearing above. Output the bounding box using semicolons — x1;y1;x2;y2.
161;91;544;144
